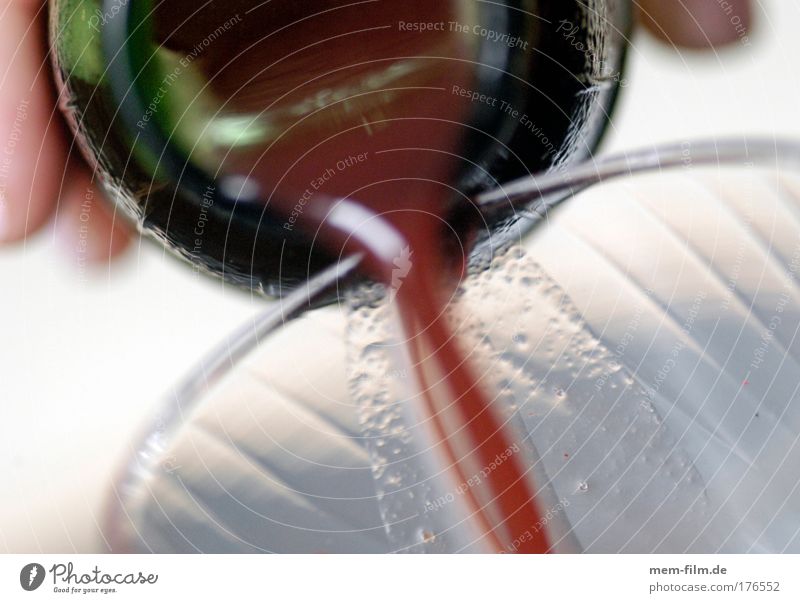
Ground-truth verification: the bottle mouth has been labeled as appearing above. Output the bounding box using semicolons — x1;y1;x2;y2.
92;0;632;297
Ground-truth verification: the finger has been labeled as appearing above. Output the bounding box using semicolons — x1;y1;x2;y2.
0;1;67;243
637;0;753;49
56;163;133;265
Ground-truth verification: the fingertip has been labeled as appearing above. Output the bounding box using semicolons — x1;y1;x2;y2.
638;0;753;50
0;2;67;244
56;168;133;266
0;123;67;245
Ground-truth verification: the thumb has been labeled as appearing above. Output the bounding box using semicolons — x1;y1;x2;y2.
637;0;753;49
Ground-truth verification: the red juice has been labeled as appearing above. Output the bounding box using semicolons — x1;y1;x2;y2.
216;3;551;552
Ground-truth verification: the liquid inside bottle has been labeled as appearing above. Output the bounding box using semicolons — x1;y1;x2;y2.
52;0;627;292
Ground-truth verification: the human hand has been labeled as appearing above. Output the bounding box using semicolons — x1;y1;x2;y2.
0;0;130;263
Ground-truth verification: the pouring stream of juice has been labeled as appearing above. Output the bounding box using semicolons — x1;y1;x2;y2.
244;11;552;552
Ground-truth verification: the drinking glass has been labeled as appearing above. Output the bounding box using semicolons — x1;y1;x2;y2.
105;140;800;553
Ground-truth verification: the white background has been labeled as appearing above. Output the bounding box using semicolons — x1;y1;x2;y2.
2;0;800;553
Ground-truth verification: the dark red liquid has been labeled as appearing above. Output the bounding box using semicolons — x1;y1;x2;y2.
192;2;550;552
